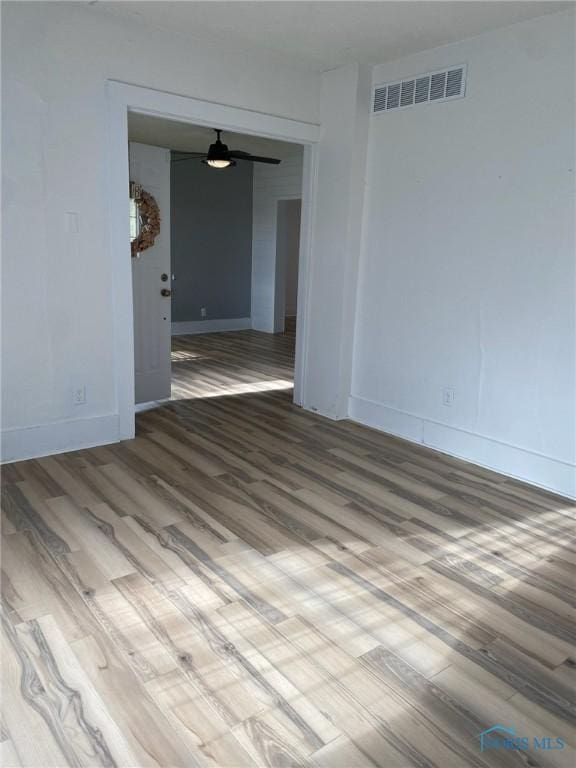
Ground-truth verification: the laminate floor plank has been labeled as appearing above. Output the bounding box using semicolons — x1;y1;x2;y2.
2;328;574;767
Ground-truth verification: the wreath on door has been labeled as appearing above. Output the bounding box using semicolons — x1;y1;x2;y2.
130;183;161;257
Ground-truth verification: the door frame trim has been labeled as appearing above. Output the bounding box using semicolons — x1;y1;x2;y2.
107;80;320;438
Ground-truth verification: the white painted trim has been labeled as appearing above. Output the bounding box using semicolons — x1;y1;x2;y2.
110;80;320;145
294;144;318;407
107;83;135;441
107;80;320;441
172;318;252;335
348;396;576;499
1;414;120;464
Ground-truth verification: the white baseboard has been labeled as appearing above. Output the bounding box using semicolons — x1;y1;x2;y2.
348;396;576;499
1;413;120;464
171;317;252;335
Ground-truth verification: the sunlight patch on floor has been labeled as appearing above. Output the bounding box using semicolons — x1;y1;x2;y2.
171;378;294;400
171;350;206;361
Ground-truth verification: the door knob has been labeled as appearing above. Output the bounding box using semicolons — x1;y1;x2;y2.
161;288;171;297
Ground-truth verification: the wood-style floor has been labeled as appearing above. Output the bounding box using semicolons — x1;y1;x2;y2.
2;329;575;768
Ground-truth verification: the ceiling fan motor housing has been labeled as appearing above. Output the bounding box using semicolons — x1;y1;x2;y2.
203;130;236;167
208;134;228;159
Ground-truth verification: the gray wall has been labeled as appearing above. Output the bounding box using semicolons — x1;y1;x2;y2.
171;156;253;322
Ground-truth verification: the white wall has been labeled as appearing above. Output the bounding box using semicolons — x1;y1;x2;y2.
251;152;303;332
350;10;576;497
303;62;372;419
0;1;319;460
4;2;573;499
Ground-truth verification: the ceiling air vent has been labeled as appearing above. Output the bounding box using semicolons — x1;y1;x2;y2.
429;71;446;100
400;79;415;107
415;76;430;103
373;86;387;112
372;64;466;115
446;67;464;98
386;83;401;109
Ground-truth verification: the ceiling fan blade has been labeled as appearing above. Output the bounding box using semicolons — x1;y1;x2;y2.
228;151;281;165
172;153;209;162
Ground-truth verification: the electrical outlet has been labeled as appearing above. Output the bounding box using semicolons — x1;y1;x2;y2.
200;306;207;319
72;385;86;405
442;387;455;407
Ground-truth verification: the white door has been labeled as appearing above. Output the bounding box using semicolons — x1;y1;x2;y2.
129;142;172;404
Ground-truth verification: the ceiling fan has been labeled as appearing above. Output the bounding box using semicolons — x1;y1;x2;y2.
173;129;281;170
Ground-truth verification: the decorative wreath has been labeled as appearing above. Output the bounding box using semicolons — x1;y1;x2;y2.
131;187;161;257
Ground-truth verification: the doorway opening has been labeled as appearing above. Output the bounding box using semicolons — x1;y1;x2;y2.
275;198;302;336
124;105;310;418
108;81;319;440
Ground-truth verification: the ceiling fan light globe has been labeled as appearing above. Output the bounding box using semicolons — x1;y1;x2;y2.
205;158;232;169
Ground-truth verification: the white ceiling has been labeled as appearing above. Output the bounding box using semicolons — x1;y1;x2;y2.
128;112;302;155
94;1;571;72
